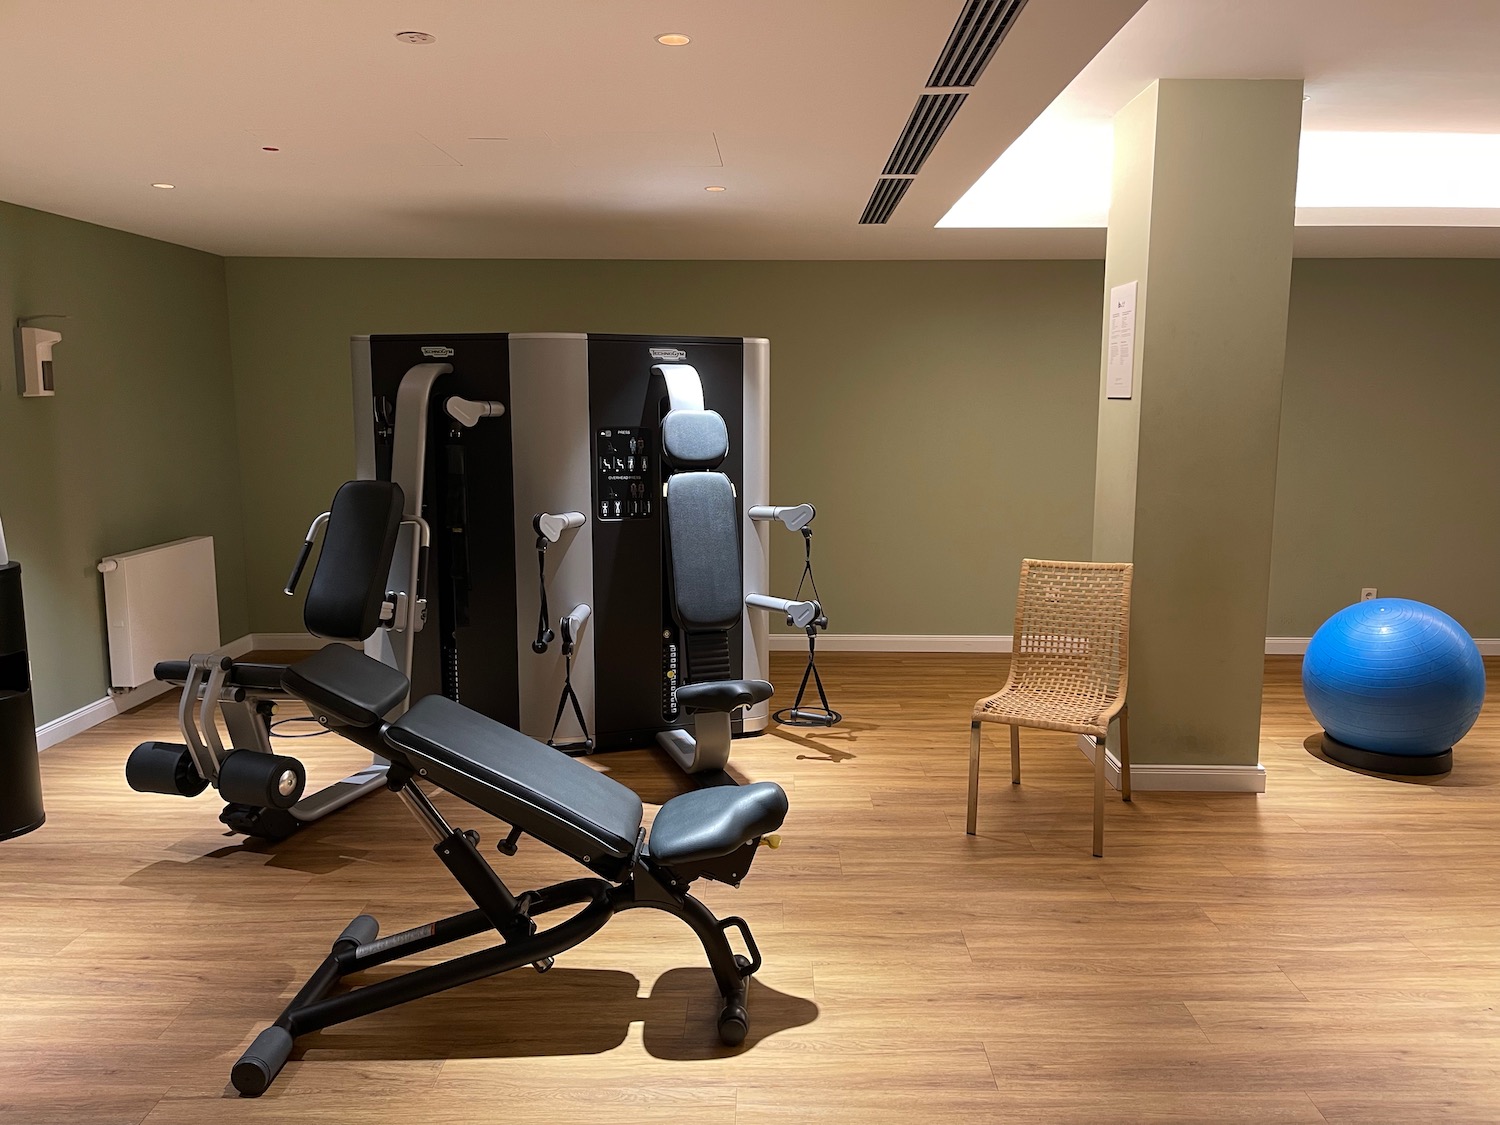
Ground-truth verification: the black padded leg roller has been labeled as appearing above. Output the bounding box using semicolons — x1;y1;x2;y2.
217;750;306;809
125;742;209;797
232;1026;294;1097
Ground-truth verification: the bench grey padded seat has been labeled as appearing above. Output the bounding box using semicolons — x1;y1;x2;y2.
647;782;788;868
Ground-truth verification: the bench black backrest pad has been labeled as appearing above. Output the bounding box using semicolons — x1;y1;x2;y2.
305;480;404;642
385;695;645;877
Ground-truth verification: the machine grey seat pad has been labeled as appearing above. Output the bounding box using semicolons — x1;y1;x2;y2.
675;679;774;714
648;782;789;868
155;660;287;692
280;644;411;730
386;695;645;863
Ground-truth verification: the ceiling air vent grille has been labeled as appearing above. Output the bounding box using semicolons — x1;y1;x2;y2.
881;92;968;177
856;0;1029;223
927;0;1031;89
859;178;913;225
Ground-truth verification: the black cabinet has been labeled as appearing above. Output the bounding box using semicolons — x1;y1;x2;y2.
0;563;44;840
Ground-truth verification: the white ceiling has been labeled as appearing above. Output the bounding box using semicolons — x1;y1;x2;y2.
943;0;1500;255
0;0;1142;258
1;0;1498;259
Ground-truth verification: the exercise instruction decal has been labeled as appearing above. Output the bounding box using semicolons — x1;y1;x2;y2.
1106;281;1137;400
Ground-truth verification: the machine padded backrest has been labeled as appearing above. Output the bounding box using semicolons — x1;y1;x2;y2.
304;480;405;641
665;472;742;631
661;410;729;470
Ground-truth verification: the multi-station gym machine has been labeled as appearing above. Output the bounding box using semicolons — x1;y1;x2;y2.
354;331;836;771
125;331;842;841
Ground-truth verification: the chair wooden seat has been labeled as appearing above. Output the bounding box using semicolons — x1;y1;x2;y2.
974;684;1115;737
967;559;1133;856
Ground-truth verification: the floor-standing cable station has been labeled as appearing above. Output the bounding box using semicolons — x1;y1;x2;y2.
353;333;808;764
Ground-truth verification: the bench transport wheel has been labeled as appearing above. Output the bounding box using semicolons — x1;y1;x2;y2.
231;1025;294;1097
717;953;752;1046
125;742;208;797
717;1001;749;1046
217;750;306;810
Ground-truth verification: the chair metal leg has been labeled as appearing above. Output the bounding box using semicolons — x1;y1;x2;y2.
966;722;981;835
1092;736;1106;858
1118;708;1131;803
1010;725;1021;784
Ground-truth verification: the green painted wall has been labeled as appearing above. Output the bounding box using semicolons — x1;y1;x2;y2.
0;202;249;724
0;196;1490;734
224;258;1106;636
1270;259;1500;637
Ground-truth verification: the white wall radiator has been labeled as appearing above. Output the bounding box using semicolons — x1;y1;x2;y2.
98;536;220;690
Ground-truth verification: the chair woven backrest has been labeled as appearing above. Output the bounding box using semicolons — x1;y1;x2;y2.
1007;559;1133;721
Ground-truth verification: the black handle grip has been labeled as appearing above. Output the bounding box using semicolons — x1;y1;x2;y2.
285;539;314;596
415;544;430;602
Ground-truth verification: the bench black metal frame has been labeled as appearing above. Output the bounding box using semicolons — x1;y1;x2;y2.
233;761;761;1096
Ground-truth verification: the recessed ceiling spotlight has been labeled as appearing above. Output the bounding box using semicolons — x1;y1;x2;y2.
395;30;436;44
656;33;690;46
705;185;726;192
151;183;175;189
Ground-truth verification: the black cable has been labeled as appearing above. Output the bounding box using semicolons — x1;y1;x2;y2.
773;526;842;727
547;629;594;754
532;527;555;654
269;716;333;739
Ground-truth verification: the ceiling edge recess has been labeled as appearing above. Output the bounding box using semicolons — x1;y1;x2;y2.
858;0;1031;224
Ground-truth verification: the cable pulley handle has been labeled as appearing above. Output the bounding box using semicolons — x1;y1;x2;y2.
285;512;330;595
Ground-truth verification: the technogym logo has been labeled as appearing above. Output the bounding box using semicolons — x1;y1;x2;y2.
421;346;455;358
649;347;687;361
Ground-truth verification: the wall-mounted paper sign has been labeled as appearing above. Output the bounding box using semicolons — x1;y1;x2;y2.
1106;280;1138;400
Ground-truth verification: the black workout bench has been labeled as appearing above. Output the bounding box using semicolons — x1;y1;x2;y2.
233;641;788;1095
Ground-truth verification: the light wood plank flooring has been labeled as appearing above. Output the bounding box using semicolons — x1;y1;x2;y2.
2;652;1498;1124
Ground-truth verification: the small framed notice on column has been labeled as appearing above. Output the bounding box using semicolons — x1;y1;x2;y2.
1107;280;1138;399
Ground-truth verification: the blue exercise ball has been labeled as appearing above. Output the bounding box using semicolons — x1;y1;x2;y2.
1303;598;1485;757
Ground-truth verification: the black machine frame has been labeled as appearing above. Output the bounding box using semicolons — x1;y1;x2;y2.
233;737;761;1097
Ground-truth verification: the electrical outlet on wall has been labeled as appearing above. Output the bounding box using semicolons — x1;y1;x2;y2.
1361;588;1378;601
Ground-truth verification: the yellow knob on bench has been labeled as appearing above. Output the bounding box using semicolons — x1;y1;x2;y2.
760;833;782;849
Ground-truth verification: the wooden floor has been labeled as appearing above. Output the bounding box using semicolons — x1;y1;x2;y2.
3;652;1500;1124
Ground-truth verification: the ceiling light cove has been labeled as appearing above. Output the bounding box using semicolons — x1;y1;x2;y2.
395;31;436;45
940;121;1500;227
656;33;691;47
150;182;175;190
705;185;726;192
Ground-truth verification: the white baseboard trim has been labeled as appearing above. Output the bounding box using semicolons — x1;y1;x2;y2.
1076;734;1267;793
37;680;173;750
35;632;350;750
777;634;1500;657
769;634;1013;653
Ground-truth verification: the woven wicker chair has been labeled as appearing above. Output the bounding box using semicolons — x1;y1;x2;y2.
967;559;1133;857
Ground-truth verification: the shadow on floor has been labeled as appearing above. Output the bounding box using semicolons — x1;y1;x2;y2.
290;965;819;1063
766;721;867;764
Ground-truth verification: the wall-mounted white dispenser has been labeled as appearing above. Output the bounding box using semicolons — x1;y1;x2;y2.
15;324;62;397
